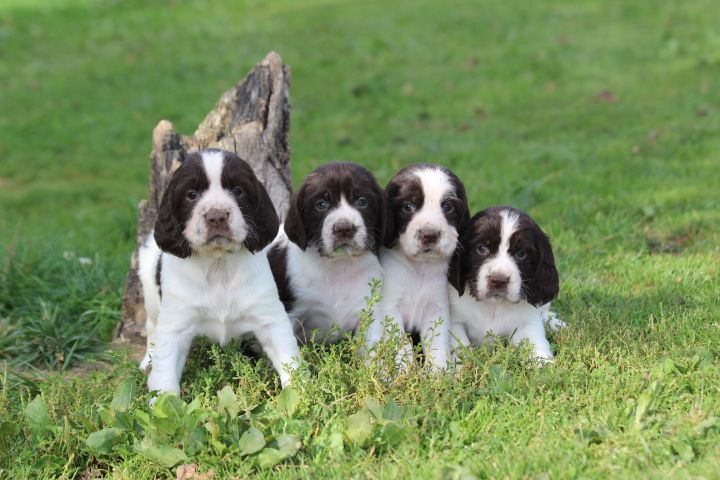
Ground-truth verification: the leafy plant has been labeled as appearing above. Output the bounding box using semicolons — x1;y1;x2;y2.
85;380;302;470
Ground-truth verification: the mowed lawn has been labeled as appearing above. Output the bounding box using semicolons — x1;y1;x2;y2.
1;0;719;478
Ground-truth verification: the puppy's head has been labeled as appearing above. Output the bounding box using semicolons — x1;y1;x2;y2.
154;149;279;258
284;163;392;258
385;164;469;260
449;206;559;306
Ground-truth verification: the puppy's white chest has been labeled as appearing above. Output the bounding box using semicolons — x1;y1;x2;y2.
289;250;381;339
452;292;543;341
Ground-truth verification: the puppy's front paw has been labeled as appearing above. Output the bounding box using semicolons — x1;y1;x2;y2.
139;354;151;373
395;342;415;374
544;311;567;332
533;355;555;368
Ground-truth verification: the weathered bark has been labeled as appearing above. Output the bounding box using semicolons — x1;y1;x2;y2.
115;51;292;345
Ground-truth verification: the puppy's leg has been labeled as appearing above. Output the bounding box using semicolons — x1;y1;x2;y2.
542;304;567;332
147;329;194;396
378;307;414;373
420;305;450;371
510;321;554;363
253;311;301;388
448;322;471;365
140;311;157;372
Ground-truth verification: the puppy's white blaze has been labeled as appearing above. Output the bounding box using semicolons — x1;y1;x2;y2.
400;167;458;258
476;209;522;302
183;151;248;254
320;195;368;257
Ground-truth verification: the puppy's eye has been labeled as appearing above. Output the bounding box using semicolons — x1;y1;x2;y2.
441;201;454;214
402;202;417;213
230;186;244;198
354;196;368;208
187;190;199;201
515;249;527;260
476;244;489;255
315;199;329;211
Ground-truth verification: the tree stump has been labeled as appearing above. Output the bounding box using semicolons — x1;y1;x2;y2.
115;51;293;346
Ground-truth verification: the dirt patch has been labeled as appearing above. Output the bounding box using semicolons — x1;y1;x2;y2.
645;225;701;254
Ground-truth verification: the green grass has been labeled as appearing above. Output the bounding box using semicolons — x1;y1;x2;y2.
1;0;719;477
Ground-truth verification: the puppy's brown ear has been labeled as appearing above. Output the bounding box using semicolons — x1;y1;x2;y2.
243;177;280;253
524;230;559;307
453;174;471;235
284;186;308;250
383;179;401;248
154;174;192;259
369;182;394;253
448;246;466;296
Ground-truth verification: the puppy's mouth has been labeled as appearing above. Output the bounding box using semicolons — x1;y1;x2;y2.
206;233;234;246
472;288;522;304
413;247;448;259
328;240;365;256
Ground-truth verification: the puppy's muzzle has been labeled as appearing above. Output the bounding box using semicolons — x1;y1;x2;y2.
487;273;510;295
418;227;441;248
332;221;358;241
205;208;231;240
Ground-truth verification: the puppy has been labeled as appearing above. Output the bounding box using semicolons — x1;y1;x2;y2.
266;163;392;346
381;164;470;370
138;148;300;395
448;206;560;362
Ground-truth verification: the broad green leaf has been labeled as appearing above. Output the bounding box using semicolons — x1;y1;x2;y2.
25;396;56;440
345;410;374;445
238;427;266;456
275;434;301;456
364;397;383;419
152;393;185;420
110;378;136;413
135;437;189;467
380;422;410;447
133;410;152;431
113;411;134;431
256;447;288;469
327;432;344;454
382;399;405;421
86;427;124;454
276;387;300;417
217;385;239;418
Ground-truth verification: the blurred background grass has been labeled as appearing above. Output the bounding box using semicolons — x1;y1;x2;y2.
1;1;720;477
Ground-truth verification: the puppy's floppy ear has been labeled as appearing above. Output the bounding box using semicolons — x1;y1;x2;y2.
524;230;559;307
369;181;394;253
453;176;472;235
154;175;192;259
380;189;395;250
284;185;308;250
243;177;280;253
448;246;466;296
383;180;401;248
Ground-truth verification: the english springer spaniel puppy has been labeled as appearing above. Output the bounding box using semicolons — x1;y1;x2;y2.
266;163;392;347
138;148;300;395
448;206;561;363
381;164;470;370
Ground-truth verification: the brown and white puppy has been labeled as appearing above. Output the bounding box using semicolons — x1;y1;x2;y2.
138;149;300;396
266;163;393;345
448;206;562;362
380;164;470;370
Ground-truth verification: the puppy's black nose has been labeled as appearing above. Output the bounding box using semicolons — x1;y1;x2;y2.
488;274;510;290
333;221;357;239
205;209;229;227
419;228;441;246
